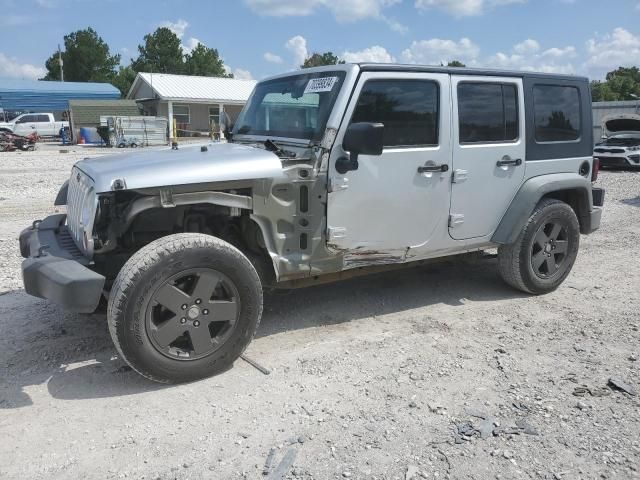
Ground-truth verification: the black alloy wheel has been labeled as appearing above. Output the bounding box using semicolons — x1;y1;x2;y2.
530;221;569;278
146;268;241;360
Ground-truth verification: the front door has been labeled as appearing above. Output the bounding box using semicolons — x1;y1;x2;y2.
449;76;526;240
13;114;38;136
327;72;452;263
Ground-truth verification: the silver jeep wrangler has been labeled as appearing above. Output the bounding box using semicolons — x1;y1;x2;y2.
20;64;604;383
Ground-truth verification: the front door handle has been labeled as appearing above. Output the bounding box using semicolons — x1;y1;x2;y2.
496;156;522;167
417;164;449;173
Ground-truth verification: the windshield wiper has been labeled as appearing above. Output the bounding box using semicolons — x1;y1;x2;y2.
264;139;296;158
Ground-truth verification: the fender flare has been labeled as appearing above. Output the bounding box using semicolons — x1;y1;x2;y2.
492;173;593;245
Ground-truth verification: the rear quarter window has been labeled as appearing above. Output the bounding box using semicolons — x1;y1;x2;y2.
533;85;581;142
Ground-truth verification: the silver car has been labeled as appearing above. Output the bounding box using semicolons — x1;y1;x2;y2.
20;64;604;383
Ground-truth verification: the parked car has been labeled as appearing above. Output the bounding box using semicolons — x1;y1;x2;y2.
593;113;640;168
19;64;604;383
0;112;69;137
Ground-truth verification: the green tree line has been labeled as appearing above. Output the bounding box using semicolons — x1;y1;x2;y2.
42;27;230;95
591;67;640;102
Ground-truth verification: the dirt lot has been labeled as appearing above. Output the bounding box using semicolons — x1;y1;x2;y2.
1;146;639;480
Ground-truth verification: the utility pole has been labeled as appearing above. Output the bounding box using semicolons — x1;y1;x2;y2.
58;44;64;82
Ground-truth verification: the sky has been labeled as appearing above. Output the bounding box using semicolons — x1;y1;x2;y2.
0;0;639;82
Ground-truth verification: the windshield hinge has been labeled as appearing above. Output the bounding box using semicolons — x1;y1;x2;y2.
328;176;349;192
327;226;347;241
449;214;465;228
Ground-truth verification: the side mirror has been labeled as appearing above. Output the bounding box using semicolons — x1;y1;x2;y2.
224;123;234;141
336;122;384;174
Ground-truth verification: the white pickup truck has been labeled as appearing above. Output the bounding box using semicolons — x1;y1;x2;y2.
0;113;69;137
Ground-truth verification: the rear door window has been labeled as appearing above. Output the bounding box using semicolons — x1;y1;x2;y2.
457;83;519;143
533;85;581;142
37;114;50;122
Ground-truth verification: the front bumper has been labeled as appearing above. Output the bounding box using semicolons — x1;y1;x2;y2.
19;214;105;313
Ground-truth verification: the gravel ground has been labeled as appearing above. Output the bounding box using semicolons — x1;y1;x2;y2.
0;146;639;480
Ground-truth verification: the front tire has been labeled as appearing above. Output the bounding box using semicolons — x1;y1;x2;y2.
497;198;580;294
107;233;263;383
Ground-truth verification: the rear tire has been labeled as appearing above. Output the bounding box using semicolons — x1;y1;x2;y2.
497;198;580;294
107;233;263;383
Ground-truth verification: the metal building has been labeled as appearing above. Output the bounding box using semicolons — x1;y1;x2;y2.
0;79;120;116
592;100;640;141
127;72;256;137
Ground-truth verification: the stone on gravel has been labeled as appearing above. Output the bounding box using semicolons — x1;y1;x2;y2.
405;465;420;480
608;377;637;396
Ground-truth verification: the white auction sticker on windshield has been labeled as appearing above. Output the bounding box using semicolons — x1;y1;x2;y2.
304;77;338;94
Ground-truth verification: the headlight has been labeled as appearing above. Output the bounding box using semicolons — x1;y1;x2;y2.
628;146;640;151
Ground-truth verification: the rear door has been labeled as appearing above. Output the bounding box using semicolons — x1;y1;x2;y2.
36;114;54;136
449;76;526;240
327;72;452;261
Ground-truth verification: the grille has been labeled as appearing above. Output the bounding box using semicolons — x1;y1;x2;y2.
594;147;625;154
66;166;96;255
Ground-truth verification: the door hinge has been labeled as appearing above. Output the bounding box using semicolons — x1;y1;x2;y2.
328;176;349;192
452;169;468;183
327;226;347;241
449;214;465;228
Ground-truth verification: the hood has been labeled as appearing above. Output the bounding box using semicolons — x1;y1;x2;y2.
602;113;640;137
75;142;283;193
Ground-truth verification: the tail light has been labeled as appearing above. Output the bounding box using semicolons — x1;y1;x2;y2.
592;157;600;182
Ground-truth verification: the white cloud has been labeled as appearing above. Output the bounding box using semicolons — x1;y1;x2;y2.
244;0;404;31
264;52;284;64
0;53;45;79
233;68;254;80
182;37;201;55
541;46;576;59
513;39;540;55
221;65;253;79
401;37;480;65
159;19;203;54
414;0;525;16
159;19;189;39
245;0;399;21
285;35;308;66
586;27;640;77
343;45;396;63
382;16;408;34
486;39;576;74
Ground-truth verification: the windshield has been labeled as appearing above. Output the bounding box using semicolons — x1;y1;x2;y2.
233;71;346;142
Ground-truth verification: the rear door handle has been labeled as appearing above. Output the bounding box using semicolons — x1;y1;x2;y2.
418;164;449;173
496;156;522;167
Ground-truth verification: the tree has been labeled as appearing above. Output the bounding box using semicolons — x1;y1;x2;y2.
301;52;345;69
131;27;185;74
42;28;120;82
447;60;466;67
185;43;230;77
591;66;640;102
112;65;138;96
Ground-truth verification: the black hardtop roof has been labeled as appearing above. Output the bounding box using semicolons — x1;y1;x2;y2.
358;63;589;83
